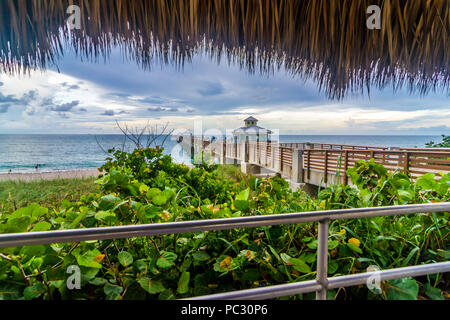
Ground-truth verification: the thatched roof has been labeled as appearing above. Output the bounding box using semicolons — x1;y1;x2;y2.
0;0;448;100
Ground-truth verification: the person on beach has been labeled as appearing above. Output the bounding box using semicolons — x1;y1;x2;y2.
35;164;39;171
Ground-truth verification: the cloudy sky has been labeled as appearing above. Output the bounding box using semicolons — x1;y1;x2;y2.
0;47;448;135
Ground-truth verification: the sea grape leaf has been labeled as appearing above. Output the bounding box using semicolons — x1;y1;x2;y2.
280;253;291;264
234;200;249;212
70;208;89;228
76;250;103;269
328;240;340;250
99;195;120;210
423;283;444;300
436;249;450;260
390;173;410;188
328;260;339;274
347;243;362;254
77;255;102;269
104;283;123;300
236;188;250;201
81;268;100;282
6;216;31;233
301;236;313;243
415;173;437;191
156;251;177;269
138;278;165;294
436;176;450;195
289;257;311;273
118;251;134;267
161;189;175;200
397;190;414;202
23;283;46;300
135;259;148;272
307;240;318;250
177;271;190;294
11;204;47;219
159;289;175;300
94;211;115;221
152;195;167;206
89;278;108;286
21;245;46;257
386;278;418;300
146;188;161;199
300;252;317;264
192;251;211;262
139;184;150;194
145;205;161;220
32;221;52;232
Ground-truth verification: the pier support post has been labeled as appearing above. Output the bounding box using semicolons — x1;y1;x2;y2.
244;139;249;163
220;140;226;164
190;134;195;164
234;136;238;165
291;149;304;183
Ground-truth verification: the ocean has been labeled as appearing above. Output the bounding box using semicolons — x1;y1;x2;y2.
0;134;442;173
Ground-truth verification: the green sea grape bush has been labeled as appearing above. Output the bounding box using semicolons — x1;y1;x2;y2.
426;135;450;148
0;150;448;301
318;159;449;209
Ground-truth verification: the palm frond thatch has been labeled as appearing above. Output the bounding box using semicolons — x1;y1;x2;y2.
0;0;448;100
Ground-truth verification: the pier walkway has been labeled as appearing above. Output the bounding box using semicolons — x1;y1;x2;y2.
180;136;450;188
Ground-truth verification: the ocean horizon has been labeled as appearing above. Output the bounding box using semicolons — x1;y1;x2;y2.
0;134;444;174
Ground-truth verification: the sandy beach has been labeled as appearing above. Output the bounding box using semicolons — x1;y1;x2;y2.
0;168;101;182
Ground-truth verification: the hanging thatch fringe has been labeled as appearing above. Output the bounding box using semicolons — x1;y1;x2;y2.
0;0;448;100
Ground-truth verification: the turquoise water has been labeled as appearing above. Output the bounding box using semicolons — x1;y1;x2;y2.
0;134;442;173
0;134;190;173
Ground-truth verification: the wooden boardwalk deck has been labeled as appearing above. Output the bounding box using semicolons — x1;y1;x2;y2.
180;136;450;187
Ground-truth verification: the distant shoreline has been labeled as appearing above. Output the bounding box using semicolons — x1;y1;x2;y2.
0;168;101;182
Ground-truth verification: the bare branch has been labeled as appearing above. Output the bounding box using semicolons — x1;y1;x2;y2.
95;135;109;156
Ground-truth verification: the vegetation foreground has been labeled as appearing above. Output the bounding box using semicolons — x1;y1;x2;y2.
0;147;448;300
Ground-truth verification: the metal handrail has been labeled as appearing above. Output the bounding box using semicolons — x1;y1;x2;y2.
188;262;450;300
0;202;449;300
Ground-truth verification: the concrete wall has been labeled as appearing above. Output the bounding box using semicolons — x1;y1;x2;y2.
303;169;353;188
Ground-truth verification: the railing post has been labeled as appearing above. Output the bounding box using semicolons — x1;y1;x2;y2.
344;151;349;185
291;149;304;183
324;150;329;184
234;137;238;165
404;152;410;173
316;219;329;300
244;140;249;162
272;142;276;170
307;150;311;180
221;140;226;164
190;134;195;164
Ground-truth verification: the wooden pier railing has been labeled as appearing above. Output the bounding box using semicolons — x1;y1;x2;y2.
182;136;450;186
280;142;389;151
303;149;450;184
